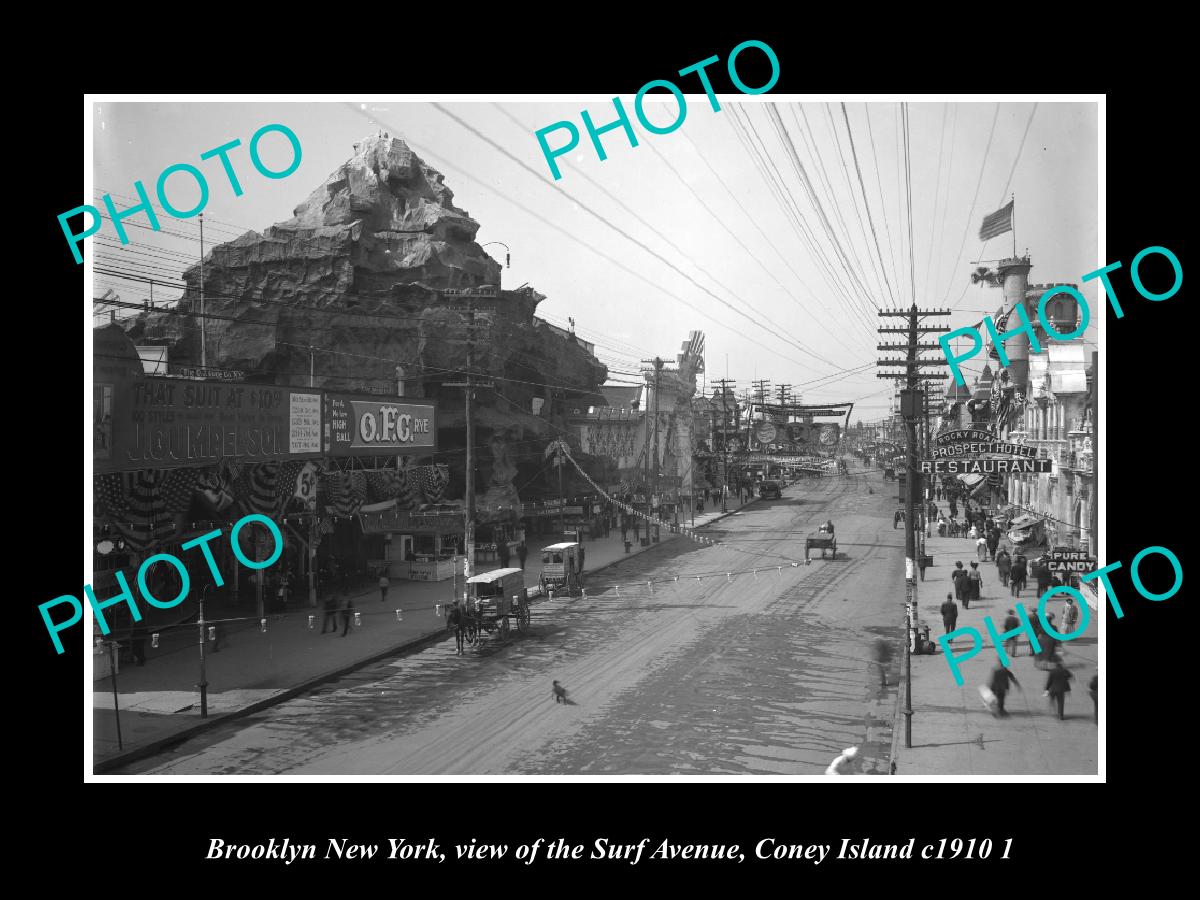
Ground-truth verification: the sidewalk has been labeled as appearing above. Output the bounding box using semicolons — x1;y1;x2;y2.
892;509;1099;775
93;501;752;770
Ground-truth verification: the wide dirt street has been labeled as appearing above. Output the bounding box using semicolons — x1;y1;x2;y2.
120;466;906;775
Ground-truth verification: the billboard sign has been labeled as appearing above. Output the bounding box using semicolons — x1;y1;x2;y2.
324;394;438;456
94;378;323;473
1048;546;1096;575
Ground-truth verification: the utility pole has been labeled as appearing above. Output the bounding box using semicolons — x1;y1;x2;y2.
199;212;206;369
715;378;735;512
640;357;665;522
877;304;951;749
445;304;493;578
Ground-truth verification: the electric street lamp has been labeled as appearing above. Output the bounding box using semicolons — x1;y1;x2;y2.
481;242;510;288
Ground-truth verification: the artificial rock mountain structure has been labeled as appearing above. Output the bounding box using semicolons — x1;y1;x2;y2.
125;132;608;519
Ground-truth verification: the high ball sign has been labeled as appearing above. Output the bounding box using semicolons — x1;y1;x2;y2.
324;393;438;456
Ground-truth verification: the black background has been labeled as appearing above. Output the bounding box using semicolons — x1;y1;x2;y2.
23;20;1185;886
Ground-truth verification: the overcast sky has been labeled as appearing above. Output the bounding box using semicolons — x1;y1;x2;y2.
92;99;1098;418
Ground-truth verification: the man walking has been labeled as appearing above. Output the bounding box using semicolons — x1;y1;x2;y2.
340;595;355;637
940;593;959;635
986;528;1001;561
1061;597;1080;634
1045;662;1073;720
996;548;1012;587
321;593;339;634
1035;557;1053;598
1002;608;1021;658
378;570;389;603
988;663;1020;716
1011;553;1028;597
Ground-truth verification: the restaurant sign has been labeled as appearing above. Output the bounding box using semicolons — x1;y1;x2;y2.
920;458;1053;475
94;377;323;473
324;394;437;456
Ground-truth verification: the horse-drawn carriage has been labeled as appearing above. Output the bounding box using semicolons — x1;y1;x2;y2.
804;521;838;560
448;568;530;651
540;541;585;596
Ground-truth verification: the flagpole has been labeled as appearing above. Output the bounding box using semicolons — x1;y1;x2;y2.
1011;194;1017;258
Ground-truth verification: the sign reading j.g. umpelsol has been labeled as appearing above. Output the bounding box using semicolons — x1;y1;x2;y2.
94;377;323;473
324;393;437;455
920;458;1053;475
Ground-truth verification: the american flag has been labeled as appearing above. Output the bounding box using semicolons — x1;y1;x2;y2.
979;201;1014;241
321;471;368;516
94;469;201;552
228;460;312;520
680;331;705;372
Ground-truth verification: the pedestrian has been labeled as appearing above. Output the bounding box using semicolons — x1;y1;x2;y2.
976;534;988;562
872;639;893;687
1062;597;1080;634
1038;614;1059;665
949;499;958;519
321;593;339;634
131;627;147;667
1011;553;1028;597
1002;608;1021;658
447;599;465;655
968;522;979;541
996;549;1011;587
966;561;983;609
986;529;1000;561
987;663;1021;716
917;552;928;582
824;746;860;775
1044;662;1073;720
940;593;959;635
517;542;528;571
893;508;904;529
498;539;511;569
951;561;967;604
378;570;389;603
340;595;355;637
1089;673;1098;724
1035;557;1053;597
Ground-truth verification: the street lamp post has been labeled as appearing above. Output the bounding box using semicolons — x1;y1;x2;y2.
481;242;510;287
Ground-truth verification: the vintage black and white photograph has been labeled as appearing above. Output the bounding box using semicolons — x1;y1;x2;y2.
84;96;1100;777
